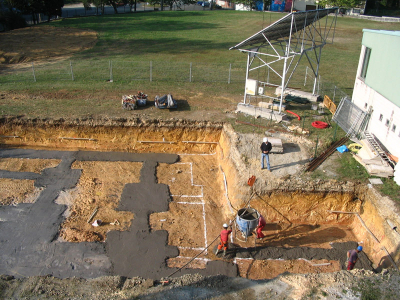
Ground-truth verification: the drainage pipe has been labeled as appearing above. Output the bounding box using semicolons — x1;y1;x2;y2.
0;135;21;138
138;138;176;144
219;166;236;214
182;141;218;144
60;137;97;141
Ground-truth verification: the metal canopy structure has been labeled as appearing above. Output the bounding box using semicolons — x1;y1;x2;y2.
230;8;338;113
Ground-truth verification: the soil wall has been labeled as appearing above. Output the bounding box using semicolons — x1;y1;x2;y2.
218;123;400;269
352;185;400;270
0;117;223;154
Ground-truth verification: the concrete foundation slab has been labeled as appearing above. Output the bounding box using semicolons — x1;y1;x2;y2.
275;87;320;102
236;103;286;122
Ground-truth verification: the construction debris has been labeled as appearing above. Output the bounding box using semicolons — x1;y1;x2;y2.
154;94;177;109
258;101;287;111
92;219;102;227
122;91;148;110
122;95;137;110
353;140;394;178
87;206;99;223
110;219;120;226
288;125;309;135
264;137;284;153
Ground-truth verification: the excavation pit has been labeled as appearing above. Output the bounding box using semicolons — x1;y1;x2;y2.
0;118;397;280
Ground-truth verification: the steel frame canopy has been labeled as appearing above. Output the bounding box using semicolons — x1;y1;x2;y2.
230;8;338;113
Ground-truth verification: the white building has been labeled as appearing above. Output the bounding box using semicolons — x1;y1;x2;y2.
351;29;400;162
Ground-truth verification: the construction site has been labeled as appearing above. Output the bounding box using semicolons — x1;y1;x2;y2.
1;7;400;299
0;116;399;285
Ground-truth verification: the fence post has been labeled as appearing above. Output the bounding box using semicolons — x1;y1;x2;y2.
314;135;319;158
304;66;307;86
150;61;152;82
32;62;36;82
109;60;113;82
228;63;231;84
333;86;336;101
189;62;192;82
333;123;338;141
317;75;321;94
70;61;74;81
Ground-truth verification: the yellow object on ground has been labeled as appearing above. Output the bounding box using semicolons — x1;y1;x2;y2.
348;143;362;153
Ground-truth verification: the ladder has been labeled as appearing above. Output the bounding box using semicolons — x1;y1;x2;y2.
364;131;395;168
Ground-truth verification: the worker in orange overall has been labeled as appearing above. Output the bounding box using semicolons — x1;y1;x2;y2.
215;223;232;256
256;214;267;239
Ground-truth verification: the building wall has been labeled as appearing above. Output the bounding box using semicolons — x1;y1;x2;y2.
353;79;400;159
361;30;400;106
293;0;317;11
352;30;400;160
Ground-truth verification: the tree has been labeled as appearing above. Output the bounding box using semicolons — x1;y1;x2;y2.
0;1;27;30
4;0;63;23
317;0;363;9
42;0;64;22
128;0;137;12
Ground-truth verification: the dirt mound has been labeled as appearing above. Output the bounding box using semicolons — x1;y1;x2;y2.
0;26;97;66
60;228;103;242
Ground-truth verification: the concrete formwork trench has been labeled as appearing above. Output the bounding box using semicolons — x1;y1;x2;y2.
0;118;398;280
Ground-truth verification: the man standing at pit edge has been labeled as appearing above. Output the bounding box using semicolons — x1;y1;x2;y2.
260;137;272;171
347;245;363;270
216;223;232;256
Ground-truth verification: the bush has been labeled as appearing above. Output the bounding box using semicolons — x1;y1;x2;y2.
0;10;27;31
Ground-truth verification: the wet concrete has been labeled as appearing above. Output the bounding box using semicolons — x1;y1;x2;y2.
0;148;237;279
234;241;373;270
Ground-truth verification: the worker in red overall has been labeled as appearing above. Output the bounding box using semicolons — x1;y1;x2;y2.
216;223;232;256
256;214;266;239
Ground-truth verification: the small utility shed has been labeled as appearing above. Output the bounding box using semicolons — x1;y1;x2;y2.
351;30;400;161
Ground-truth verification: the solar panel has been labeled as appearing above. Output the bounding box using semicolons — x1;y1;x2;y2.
230;8;338;50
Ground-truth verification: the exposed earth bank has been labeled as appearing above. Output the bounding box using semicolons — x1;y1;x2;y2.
1;269;399;299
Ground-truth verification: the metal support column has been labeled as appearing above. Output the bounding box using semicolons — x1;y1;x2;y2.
243;52;250;104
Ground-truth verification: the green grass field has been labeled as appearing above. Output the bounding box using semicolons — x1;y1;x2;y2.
3;11;400;92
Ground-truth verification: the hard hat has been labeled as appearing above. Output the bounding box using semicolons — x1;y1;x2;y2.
357;246;363;251
223;223;228;228
263;137;268;143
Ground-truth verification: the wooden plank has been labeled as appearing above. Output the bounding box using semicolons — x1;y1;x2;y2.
323;95;336;114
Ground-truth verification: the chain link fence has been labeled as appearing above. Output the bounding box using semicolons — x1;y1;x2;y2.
0;60;247;85
303;66;351;104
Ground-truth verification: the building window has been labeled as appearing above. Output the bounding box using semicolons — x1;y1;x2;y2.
385;119;390;127
379;114;383;121
392;124;396;132
360;47;371;80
